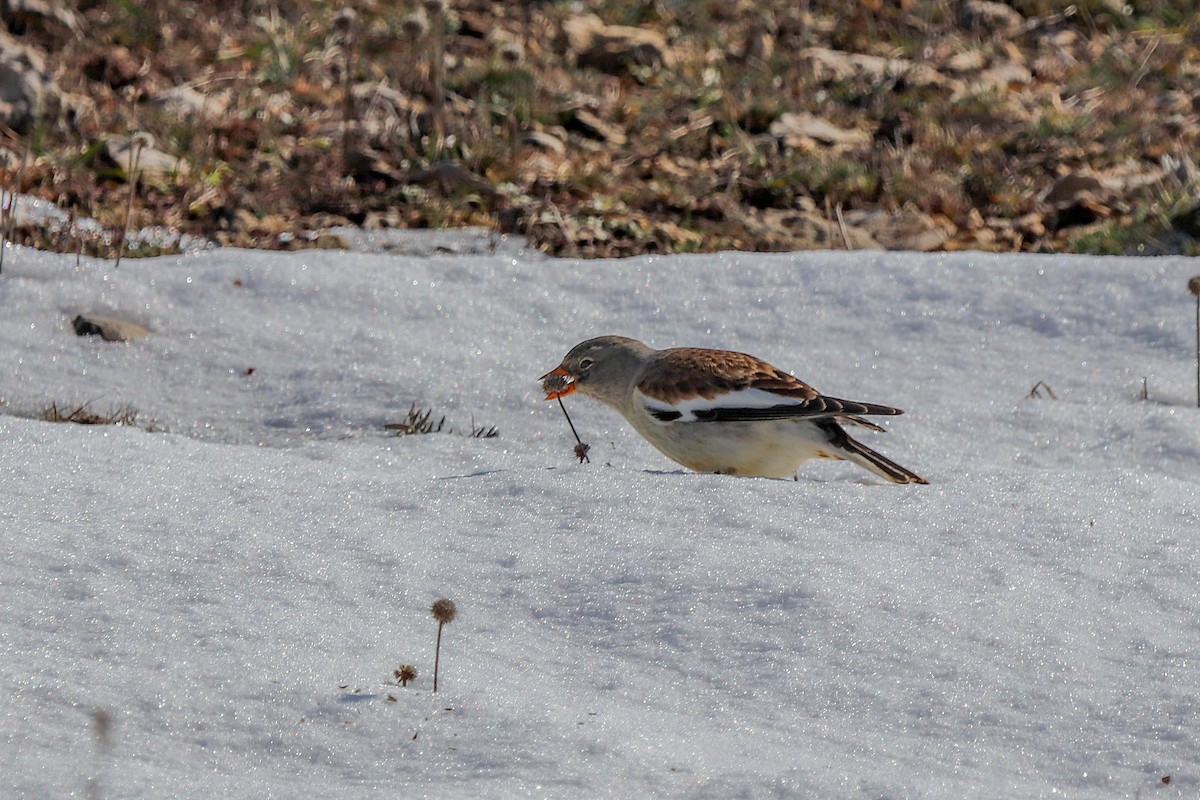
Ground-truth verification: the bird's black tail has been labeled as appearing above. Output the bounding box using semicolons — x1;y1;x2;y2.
819;419;928;484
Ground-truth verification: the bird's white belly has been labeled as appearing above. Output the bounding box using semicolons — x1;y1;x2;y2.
627;416;834;478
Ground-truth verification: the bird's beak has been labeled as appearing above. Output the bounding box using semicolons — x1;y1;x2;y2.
539;365;577;400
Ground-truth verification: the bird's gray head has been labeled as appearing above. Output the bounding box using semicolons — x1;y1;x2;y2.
540;335;654;406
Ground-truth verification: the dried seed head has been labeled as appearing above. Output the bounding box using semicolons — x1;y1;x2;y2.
1189;276;1200;297
333;7;357;35
401;12;428;39
498;40;524;65
541;372;571;397
394;664;418;686
431;598;457;624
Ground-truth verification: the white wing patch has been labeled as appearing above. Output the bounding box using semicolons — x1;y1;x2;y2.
639;387;806;422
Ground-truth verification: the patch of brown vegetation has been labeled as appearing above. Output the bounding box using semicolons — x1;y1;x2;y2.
1;0;1198;258
40;401;142;426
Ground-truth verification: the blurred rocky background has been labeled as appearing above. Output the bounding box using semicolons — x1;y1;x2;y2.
1;0;1198;258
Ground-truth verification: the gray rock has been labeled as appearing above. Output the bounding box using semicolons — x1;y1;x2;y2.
769;112;870;148
1042;173;1116;231
978;61;1034;91
102;134;187;179
1043;173;1108;207
148;85;229;122
844;209;950;252
83;45;141;88
523;130;566;156
800;47;952;89
945;50;988;73
0;0;80;34
750;209;883;251
960;0;1025;36
72;314;149;342
565;108;626;146
0;30;55;133
564;14;672;76
350;81;416;138
311;232;352;250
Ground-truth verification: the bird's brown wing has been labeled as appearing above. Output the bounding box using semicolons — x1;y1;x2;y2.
638;348;903;423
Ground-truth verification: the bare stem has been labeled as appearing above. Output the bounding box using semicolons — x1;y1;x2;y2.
556;396;585;447
115;138;144;269
340;15;357;172
1;152;28;274
834;203;851;250
430;7;445;146
556;395;590;462
0;190;8;275
433;621;444;693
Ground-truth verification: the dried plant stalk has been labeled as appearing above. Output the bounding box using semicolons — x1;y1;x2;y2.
557;396;591;463
430;598;456;693
1190;276;1200;407
115;136;146;269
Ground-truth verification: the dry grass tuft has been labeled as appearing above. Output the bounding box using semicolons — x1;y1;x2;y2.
385;404;499;438
41;401;143;426
385;404;445;435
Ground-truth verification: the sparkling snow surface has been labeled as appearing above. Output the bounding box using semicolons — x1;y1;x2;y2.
3;242;1199;798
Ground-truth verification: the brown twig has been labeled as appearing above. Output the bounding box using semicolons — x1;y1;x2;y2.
423;0;447;147
0;190;9;275
1027;380;1057;400
115;136;145;269
1190;276;1200;407
335;8;358;173
834;203;851;250
556;395;590;463
0;151;27;274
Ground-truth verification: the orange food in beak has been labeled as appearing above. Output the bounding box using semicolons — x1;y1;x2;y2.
540;365;577;400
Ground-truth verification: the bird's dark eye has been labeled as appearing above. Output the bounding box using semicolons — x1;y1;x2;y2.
578;357;594;371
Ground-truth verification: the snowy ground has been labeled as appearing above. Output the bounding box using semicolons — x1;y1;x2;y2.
2;240;1199;799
